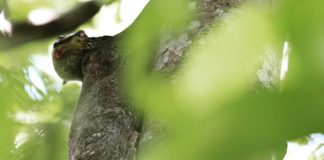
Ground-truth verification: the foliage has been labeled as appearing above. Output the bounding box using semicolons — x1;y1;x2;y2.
0;40;79;160
122;0;324;159
1;0;324;160
7;0;79;21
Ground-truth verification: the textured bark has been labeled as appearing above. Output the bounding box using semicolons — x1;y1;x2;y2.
155;0;243;72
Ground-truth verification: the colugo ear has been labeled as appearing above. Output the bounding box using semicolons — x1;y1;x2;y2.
77;30;88;38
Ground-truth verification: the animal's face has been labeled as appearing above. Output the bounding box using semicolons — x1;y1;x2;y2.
53;30;88;59
52;30;88;82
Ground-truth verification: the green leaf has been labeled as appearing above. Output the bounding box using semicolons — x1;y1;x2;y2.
279;0;324;88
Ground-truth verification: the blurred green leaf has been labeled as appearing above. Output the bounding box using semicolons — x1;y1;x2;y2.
0;26;78;160
176;4;279;117
99;0;118;5
290;136;310;145
13;123;68;160
0;1;3;11
134;3;285;160
122;0;192;120
279;0;324;89
7;0;79;21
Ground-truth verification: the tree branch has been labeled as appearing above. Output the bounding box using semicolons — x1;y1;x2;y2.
0;1;101;50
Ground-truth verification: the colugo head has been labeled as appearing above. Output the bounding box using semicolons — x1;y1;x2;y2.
52;30;88;84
